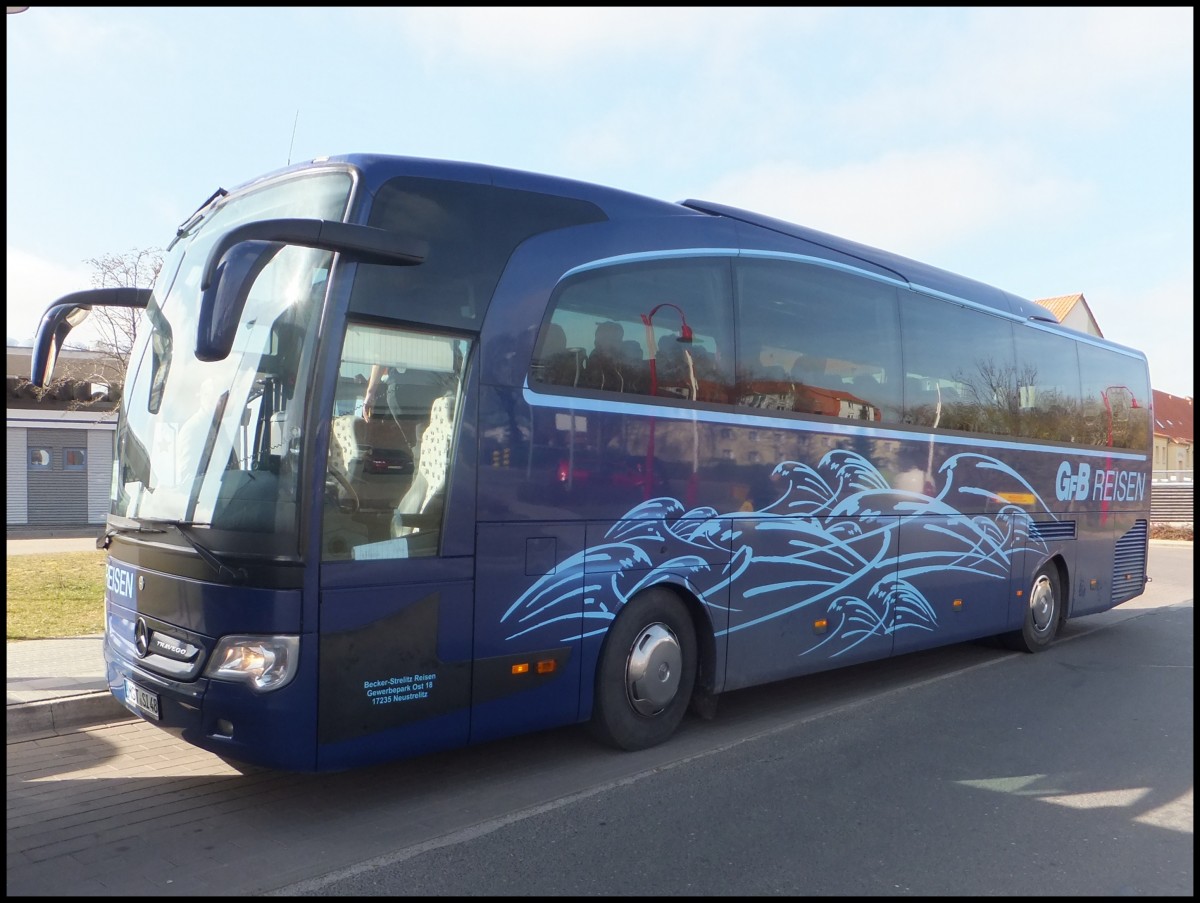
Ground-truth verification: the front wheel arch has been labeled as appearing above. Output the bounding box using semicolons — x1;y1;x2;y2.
588;586;699;751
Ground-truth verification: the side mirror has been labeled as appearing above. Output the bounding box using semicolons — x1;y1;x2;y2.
30;287;151;387
196;240;282;362
195;218;425;363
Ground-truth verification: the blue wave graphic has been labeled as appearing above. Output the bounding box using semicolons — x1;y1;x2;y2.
501;450;1052;658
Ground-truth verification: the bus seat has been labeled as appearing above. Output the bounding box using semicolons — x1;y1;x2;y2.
791;355;828;387
562;348;587;386
532;322;590;388
620;340;647;393
391;390;455;539
532;324;566;384
904;376;938;421
654;334;689;388
852;373;878;398
329;413;366;511
542;323;567;356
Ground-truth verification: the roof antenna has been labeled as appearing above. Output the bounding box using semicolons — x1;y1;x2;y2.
287;110;299;166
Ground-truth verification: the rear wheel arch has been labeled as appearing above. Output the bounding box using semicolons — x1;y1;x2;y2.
1004;555;1067;653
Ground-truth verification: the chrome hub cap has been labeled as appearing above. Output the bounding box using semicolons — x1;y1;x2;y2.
1029;574;1055;634
625;622;682;716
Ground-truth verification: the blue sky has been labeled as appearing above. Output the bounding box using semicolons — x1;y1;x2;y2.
6;7;1194;398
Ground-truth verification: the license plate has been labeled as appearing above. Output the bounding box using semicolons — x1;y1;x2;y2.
124;678;160;720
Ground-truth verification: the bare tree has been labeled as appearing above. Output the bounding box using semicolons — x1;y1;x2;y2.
81;247;164;375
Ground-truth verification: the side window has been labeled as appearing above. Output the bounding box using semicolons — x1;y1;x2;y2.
29;448;52;470
733;258;902;422
1014;327;1082;443
531;257;734;404
1077;344;1151;449
64;448;87;471
900;292;1018;435
322;322;469;561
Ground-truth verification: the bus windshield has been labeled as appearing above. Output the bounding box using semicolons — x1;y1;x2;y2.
113;170;352;555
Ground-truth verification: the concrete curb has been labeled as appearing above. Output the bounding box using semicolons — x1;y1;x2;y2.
6;692;134;743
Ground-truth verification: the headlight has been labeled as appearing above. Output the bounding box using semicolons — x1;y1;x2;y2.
204;635;300;692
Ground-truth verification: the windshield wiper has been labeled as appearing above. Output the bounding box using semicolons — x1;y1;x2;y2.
101;515;247;584
169;187;228;249
100;514;167;548
169;520;248;584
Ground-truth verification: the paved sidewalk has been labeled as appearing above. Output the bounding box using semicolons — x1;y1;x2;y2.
6;635;131;740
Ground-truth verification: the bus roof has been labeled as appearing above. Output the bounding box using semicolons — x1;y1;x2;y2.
680;198;1056;324
239;154;1138;353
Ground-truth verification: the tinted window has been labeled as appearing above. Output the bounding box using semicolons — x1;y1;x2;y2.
533;257;734;404
353;178;607;331
1013;326;1082;443
901;293;1018;435
1077;343;1151;449
733;258;901;422
322;322;470;561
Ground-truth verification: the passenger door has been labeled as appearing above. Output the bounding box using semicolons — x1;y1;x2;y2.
315;323;476;771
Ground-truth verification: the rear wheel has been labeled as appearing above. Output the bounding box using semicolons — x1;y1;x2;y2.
589;588;697;751
1004;565;1062;652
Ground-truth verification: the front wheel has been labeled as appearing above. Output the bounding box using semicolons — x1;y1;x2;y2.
1003;565;1062;652
589;588;697;751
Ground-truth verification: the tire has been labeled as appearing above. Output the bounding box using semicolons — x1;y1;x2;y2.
589;587;697;751
1003;564;1062;653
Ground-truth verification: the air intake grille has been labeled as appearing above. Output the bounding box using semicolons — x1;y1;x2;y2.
1112;519;1149;604
1030;521;1076;541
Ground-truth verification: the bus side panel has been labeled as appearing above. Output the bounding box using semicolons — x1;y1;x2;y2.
1072;511;1147;616
576;517;732;717
891;514;1013;654
472;522;587;745
315;579;473;772
724;515;897;691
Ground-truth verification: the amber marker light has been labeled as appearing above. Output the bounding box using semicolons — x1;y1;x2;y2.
536;660;557;674
813;618;828;634
997;492;1036;505
511;662;530;675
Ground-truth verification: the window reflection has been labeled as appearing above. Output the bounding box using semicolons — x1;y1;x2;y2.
734;258;902;422
532;258;734;405
323;323;469;561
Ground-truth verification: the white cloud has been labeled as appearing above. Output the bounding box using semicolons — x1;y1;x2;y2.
14;6;161;58
696;145;1091;260
826;8;1193;134
5;246;92;346
386;7;824;72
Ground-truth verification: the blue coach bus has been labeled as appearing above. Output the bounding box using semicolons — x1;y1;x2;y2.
32;154;1152;772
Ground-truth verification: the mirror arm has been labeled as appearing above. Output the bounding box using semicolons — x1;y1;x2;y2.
201;218;425;291
30;287;151;387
